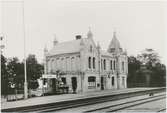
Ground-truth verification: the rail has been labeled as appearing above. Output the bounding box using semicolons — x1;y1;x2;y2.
1;87;166;112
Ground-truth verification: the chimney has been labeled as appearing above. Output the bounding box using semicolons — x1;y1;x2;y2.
76;35;82;40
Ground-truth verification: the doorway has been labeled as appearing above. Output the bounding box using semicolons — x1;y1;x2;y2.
101;77;104;90
71;77;77;93
51;78;58;93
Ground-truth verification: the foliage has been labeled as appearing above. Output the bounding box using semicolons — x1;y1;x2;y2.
127;56;141;87
128;49;166;87
1;54;44;95
1;55;8;95
7;57;24;90
137;49;160;68
26;54;44;89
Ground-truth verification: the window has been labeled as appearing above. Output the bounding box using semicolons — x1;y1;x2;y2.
101;59;103;70
122;77;125;86
88;76;96;88
113;60;116;70
93;57;95;69
90;45;93;52
110;60;112;70
112;77;114;86
61;77;66;84
61;58;65;71
88;57;91;69
103;59;106;70
43;78;47;85
49;60;52;72
51;59;54;72
122;62;124;72
66;57;70;71
71;57;75;71
109;48;115;53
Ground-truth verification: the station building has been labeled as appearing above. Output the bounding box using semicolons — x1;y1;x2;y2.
43;30;128;93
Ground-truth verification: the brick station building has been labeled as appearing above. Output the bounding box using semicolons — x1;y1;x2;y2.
43;29;128;93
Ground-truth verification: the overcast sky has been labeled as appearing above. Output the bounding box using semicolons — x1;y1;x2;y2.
1;0;166;63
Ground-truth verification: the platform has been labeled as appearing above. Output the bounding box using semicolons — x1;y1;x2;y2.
1;87;164;110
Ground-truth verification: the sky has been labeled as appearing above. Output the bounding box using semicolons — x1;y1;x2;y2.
0;0;167;63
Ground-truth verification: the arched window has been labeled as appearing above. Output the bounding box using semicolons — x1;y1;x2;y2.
88;57;91;69
122;62;124;72
51;59;54;72
110;60;112;70
112;77;115;86
93;57;95;69
90;45;93;52
101;59;103;70
54;59;57;71
48;60;52;73
61;58;64;71
56;58;60;70
122;77;125;86
71;57;75;71
103;59;106;70
113;60;116;70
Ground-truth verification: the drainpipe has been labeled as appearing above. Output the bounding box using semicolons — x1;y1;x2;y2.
98;47;101;90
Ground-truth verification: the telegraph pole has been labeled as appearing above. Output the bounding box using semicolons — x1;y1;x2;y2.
0;35;5;97
1;0;28;100
0;0;5;98
22;0;28;99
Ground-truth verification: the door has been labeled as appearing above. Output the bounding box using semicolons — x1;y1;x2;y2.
51;78;58;93
71;77;77;93
101;77;104;90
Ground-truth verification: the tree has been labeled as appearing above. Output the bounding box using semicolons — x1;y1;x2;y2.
26;54;44;89
127;56;141;87
137;49;160;69
7;57;24;93
150;63;166;86
127;49;166;87
1;54;44;95
136;48;166;87
1;55;8;95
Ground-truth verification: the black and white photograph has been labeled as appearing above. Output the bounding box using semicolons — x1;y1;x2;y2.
0;0;166;112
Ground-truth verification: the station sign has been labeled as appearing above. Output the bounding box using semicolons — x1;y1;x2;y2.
42;74;57;78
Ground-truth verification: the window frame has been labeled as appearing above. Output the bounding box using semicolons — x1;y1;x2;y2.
112;76;115;86
88;76;96;88
110;60;112;70
103;59;106;70
93;57;96;69
88;57;91;69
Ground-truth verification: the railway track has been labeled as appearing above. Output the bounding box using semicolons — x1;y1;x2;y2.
2;88;165;112
157;108;166;112
85;94;165;112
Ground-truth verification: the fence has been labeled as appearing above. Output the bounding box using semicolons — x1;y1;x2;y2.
5;90;24;101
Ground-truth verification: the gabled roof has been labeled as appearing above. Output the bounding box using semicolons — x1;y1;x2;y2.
47;38;88;56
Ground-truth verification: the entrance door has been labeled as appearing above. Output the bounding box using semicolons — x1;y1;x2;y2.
51;78;58;93
101;77;104;90
71;77;77;93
